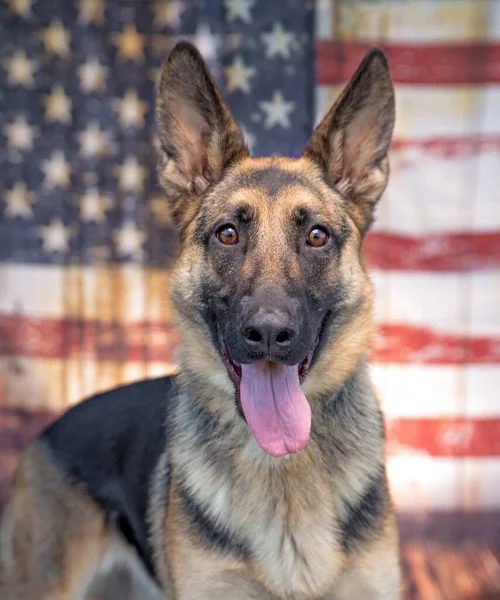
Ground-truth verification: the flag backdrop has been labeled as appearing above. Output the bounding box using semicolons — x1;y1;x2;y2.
1;0;499;546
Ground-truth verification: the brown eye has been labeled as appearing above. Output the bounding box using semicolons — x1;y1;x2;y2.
217;225;238;245
307;227;329;247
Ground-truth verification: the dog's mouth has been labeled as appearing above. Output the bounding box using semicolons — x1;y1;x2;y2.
220;338;316;389
218;319;326;458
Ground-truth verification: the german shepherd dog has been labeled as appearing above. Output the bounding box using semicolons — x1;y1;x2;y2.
0;41;399;599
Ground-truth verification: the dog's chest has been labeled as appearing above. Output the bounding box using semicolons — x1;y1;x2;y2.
249;499;342;597
200;456;343;598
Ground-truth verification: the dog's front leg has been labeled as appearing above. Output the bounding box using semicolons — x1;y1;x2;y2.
328;549;401;599
175;571;277;600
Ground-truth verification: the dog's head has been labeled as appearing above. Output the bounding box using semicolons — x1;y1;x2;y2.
156;42;395;458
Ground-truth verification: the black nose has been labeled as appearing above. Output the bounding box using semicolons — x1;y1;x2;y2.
241;311;297;355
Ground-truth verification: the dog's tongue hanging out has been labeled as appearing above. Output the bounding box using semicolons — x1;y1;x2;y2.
239;362;311;457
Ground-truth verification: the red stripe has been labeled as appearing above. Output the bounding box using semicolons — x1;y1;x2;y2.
373;324;500;364
1;316;500;364
391;135;500;157
317;41;500;85
387;418;500;457
365;232;500;271
0;315;179;362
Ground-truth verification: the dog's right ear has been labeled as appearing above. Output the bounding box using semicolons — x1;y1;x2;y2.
156;42;248;228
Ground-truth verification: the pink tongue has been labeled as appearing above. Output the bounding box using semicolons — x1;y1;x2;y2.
239;362;311;457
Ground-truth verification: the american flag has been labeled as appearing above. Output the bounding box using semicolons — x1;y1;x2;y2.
1;0;499;533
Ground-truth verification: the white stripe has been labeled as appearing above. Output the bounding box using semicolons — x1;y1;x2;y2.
0;262;64;317
375;151;500;234
315;0;332;42
316;85;500;137
316;0;500;43
372;365;500;418
372;270;500;337
388;456;500;510
0;262;173;321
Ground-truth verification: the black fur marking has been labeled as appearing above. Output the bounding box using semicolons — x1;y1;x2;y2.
189;399;233;447
230;166;322;198
234;389;245;421
178;482;251;560
308;284;348;373
335;216;352;250
293;206;310;226
40;376;174;579
193;214;209;246
235;203;255;223
340;468;386;552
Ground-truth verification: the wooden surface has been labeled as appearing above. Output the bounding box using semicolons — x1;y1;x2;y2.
402;543;500;599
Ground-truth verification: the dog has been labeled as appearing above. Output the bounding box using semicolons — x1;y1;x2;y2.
0;41;399;599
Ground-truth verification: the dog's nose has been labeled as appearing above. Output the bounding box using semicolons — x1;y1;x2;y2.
241;311;297;355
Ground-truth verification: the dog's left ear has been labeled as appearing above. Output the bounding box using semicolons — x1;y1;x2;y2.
303;48;395;234
156;42;248;228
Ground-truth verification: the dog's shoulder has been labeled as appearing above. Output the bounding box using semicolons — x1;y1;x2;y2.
38;375;176;576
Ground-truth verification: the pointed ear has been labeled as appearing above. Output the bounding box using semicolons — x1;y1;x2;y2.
156;42;248;227
303;48;395;234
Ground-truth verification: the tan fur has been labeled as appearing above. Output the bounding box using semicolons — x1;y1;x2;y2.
333;510;401;599
0;442;111;600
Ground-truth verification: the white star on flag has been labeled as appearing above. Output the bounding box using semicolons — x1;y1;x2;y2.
153;1;186;28
261;23;295;59
224;55;255;94
39;218;71;253
79;189;112;223
260;90;296;129
113;222;146;260
4;115;36;151
4;182;35;219
113;24;146;62
77;0;105;26
78;123;109;158
116;89;148;129
240;125;256;154
78;57;108;93
42;151;71;190
4;50;37;87
6;0;33;18
114;156;147;193
42;85;72;123
194;23;220;64
224;0;255;23
41;20;71;58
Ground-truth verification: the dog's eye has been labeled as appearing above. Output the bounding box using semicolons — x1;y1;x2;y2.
217;225;239;245
306;227;329;247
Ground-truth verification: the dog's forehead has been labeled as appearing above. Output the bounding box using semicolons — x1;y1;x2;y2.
206;159;344;221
